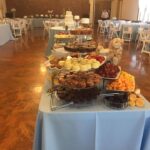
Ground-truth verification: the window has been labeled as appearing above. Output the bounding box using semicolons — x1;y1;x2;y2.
138;0;150;22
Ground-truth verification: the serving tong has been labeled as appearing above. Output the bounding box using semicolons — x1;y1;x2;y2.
50;102;74;111
100;92;126;97
48;87;74;111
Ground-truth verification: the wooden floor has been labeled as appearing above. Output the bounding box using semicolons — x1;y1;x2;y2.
0;29;150;150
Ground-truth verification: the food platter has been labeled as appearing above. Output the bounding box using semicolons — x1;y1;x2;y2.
50;91;99;108
64;41;97;53
64;46;97;53
57;56;102;72
101;90;129;109
55;71;102;89
85;55;106;68
70;28;93;35
54;85;100;104
54;33;75;39
100;66;121;80
45;36;146;111
96;61;121;80
106;71;135;92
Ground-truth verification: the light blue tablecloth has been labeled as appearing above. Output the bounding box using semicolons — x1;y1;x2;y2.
32;18;47;28
98;20;150;41
45;26;66;56
120;23;150;41
33;80;150;150
32;18;64;28
0;24;14;46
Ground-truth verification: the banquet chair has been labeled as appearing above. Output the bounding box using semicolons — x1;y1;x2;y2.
60;14;64;19
98;21;109;36
27;18;33;31
136;30;150;50
45;14;49;18
135;27;144;43
108;26;119;39
11;21;22;38
141;40;150;55
55;14;59;18
20;19;28;35
43;21;50;38
122;26;133;42
97;20;103;34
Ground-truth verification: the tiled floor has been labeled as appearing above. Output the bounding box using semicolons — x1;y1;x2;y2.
0;29;150;150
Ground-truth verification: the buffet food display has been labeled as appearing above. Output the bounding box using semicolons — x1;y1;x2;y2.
64;11;75;28
58;56;101;72
64;41;97;53
70;28;93;35
128;93;144;107
96;62;121;79
57;72;101;89
107;71;135;92
46;34;146;110
55;32;75;39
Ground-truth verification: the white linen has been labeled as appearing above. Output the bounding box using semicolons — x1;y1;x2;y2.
0;24;14;46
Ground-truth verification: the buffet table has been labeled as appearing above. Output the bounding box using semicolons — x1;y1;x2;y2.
0;24;14;46
45;26;66;56
32;18;47;28
32;18;64;28
33;79;150;150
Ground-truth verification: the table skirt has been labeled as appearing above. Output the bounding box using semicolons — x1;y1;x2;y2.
33;80;150;150
33;110;150;150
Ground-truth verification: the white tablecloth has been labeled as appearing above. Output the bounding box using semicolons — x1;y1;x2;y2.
33;79;150;150
0;24;14;46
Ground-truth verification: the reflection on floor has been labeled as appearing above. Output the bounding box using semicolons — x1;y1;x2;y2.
0;29;150;150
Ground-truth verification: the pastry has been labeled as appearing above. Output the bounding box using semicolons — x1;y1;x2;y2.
107;71;135;91
80;64;89;72
47;55;65;69
64;62;72;70
129;94;137;102
128;93;145;108
128;101;136;107
58;61;65;66
135;89;141;95
72;65;80;72
58;57;100;72
57;72;101;89
64;41;97;53
86;64;92;70
97;62;120;78
91;61;100;69
135;98;144;107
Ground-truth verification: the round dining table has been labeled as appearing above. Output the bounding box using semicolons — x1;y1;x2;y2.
0;24;14;46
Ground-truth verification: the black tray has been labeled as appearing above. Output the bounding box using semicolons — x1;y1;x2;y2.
64;46;96;53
